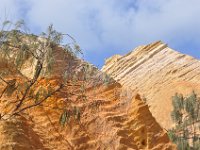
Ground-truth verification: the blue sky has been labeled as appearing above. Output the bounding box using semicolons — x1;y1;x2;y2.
0;0;200;68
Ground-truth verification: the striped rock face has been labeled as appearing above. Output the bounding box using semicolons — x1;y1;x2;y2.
102;41;200;129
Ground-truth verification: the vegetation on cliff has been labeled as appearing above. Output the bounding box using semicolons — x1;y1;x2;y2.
169;91;200;150
0;20;85;123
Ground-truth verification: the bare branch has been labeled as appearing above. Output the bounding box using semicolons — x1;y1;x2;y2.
11;84;64;116
0;76;9;85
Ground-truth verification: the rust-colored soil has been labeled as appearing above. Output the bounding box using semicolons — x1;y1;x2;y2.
0;43;176;149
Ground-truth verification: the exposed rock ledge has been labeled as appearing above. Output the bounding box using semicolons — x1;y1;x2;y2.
102;41;200;129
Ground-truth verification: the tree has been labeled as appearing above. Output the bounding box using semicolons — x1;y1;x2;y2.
0;20;85;125
168;91;200;150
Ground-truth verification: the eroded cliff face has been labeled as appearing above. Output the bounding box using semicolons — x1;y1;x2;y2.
102;41;200;129
0;42;176;149
0;86;175;150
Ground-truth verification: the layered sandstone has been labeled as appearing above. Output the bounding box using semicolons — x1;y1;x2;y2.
102;41;200;129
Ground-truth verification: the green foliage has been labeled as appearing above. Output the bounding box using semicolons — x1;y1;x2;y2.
168;129;177;142
103;73;111;86
34;86;48;103
0;19;85;125
168;128;190;150
169;91;200;150
0;20;82;76
59;107;81;126
17;82;29;94
59;109;68;126
5;83;16;96
73;106;81;121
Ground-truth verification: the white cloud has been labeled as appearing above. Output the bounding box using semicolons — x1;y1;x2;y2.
0;0;200;66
